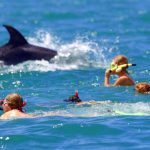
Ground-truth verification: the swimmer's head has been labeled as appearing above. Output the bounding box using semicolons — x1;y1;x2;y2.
110;55;129;73
135;83;150;94
64;91;82;103
3;93;25;112
113;55;128;65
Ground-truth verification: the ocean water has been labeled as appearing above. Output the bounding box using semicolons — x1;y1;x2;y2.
0;0;150;149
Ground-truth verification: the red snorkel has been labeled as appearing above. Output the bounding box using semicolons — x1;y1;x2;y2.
64;90;82;103
22;101;27;107
75;91;79;97
20;101;27;112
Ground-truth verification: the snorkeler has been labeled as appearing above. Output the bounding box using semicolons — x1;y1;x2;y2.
104;55;135;86
64;91;111;106
135;82;150;94
0;93;31;119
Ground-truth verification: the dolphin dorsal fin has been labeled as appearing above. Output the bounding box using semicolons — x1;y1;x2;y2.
3;25;28;46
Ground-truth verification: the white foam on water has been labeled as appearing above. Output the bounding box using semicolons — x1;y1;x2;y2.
0;30;111;73
32;101;150;118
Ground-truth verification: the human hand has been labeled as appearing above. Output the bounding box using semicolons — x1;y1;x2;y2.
105;69;112;78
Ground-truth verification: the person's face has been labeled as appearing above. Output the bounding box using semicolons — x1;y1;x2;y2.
2;99;11;112
110;60;119;74
110;58;126;74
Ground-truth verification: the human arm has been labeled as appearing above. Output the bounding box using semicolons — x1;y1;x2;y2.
76;100;112;106
104;69;111;86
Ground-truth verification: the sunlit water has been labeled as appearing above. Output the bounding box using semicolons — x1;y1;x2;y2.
0;0;150;149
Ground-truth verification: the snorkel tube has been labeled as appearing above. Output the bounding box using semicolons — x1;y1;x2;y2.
110;63;136;73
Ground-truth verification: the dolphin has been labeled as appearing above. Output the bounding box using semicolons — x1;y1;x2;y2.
0;25;57;65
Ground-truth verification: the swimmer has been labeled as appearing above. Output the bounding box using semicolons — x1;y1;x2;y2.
135;82;150;94
64;91;111;106
0;93;31;120
104;55;135;86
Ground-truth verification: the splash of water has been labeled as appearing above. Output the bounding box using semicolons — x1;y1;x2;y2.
0;30;110;73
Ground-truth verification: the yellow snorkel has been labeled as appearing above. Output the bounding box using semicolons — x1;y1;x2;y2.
110;63;136;73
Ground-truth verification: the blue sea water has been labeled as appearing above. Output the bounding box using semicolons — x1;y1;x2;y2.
0;0;150;149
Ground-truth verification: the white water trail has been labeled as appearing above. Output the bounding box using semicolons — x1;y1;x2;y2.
32;101;150;118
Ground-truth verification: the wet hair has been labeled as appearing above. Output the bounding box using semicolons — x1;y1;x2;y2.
113;55;128;65
113;55;129;73
5;93;24;111
135;83;150;94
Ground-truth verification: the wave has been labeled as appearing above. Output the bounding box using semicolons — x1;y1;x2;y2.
0;30;112;73
32;101;150;118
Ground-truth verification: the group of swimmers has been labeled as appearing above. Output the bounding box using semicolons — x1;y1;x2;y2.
0;55;149;119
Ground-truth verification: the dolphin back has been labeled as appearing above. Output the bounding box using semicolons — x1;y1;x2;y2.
3;25;28;46
0;25;57;65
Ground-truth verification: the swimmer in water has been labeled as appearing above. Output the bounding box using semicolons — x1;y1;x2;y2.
135;82;150;94
0;93;31;120
104;55;135;86
64;91;111;106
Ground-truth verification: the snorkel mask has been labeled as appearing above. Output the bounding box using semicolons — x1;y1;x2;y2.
110;62;136;73
110;62;118;71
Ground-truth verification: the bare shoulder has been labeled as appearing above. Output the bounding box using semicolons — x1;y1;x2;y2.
17;111;32;118
0;110;32;120
114;76;134;86
76;102;91;106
